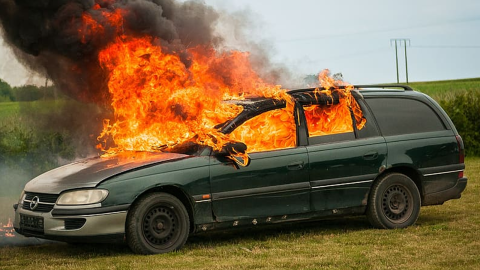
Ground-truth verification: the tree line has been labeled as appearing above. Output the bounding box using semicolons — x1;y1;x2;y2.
0;78;61;102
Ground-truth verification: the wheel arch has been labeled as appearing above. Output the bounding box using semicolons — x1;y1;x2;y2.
374;166;424;201
130;185;196;233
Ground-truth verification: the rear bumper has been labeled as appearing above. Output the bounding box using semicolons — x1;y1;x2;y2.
423;177;467;206
13;205;128;243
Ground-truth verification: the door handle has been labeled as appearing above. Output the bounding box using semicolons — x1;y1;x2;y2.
287;161;305;170
363;151;379;160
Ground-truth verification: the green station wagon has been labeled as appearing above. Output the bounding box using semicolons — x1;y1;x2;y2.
13;85;467;254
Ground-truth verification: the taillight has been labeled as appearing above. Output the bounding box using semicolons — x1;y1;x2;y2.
456;135;465;178
456;135;465;163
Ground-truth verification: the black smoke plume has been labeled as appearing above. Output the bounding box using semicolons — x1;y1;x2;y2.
0;0;222;104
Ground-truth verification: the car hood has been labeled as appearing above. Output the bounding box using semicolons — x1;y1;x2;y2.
24;152;190;194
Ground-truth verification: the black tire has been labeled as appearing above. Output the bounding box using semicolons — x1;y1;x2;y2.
126;192;190;254
367;173;421;229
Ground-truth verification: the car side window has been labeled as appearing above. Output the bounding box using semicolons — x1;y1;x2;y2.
228;107;296;152
365;97;446;136
304;101;356;144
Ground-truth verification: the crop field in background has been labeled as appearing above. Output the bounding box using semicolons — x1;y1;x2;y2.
409;77;480;98
0;157;478;269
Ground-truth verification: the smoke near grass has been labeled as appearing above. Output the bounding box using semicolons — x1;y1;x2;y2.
0;98;107;245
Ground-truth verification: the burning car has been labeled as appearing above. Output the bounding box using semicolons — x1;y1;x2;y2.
13;85;467;254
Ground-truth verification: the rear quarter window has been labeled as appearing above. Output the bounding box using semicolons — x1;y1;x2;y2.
365;97;446;136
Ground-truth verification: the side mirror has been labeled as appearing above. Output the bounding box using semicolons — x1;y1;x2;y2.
216;142;251;167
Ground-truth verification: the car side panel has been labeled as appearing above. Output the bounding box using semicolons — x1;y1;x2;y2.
363;94;465;202
384;131;460;194
97;156;214;224
209;147;310;222
307;137;387;211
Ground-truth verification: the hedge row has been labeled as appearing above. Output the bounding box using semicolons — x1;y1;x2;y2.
0;79;60;102
437;90;480;157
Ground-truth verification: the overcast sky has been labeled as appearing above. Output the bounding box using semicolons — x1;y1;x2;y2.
205;0;480;85
1;0;480;86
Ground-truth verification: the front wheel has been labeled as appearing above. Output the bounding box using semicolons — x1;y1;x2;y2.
367;173;421;229
126;192;190;254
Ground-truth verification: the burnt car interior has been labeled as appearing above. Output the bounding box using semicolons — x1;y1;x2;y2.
164;87;365;167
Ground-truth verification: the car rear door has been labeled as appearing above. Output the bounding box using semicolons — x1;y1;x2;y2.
209;106;310;222
304;97;387;211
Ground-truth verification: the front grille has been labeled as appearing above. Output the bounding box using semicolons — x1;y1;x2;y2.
64;218;86;230
22;192;59;213
25;192;58;203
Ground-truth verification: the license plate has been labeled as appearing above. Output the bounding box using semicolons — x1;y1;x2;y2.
20;214;44;232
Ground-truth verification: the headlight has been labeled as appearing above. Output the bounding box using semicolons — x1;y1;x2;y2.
57;189;109;205
18;190;25;204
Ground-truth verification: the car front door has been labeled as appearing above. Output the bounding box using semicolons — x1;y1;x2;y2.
209;106;310;222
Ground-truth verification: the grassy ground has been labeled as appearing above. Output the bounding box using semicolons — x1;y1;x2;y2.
0;157;478;270
0;102;19;121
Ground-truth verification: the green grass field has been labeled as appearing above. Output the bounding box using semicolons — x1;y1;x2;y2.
0;157;478;270
409;78;480;101
0;102;19;120
409;78;480;96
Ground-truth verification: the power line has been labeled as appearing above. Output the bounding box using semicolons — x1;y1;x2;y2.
308;47;390;62
276;17;480;43
411;45;480;49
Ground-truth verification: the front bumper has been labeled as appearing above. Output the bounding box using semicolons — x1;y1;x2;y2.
13;204;128;243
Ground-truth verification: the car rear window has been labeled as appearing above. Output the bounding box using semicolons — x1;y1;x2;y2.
365;97;446;136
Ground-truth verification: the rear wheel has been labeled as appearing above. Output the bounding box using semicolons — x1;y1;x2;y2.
126;192;189;254
367;173;421;229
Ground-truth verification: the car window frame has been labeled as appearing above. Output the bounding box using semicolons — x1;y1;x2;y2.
299;100;357;146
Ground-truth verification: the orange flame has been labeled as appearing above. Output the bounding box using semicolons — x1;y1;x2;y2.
96;35;292;154
229;107;296;152
0;218;15;238
78;7;124;44
304;70;366;137
81;7;364;156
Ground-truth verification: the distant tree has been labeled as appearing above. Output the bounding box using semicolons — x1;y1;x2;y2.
332;73;344;81
0;79;15;102
304;72;345;88
13;85;42;101
39;85;58;99
303;74;319;87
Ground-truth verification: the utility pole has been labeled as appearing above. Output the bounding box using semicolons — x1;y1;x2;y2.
390;39;410;83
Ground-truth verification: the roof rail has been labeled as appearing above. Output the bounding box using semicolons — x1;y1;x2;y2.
354;84;413;91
